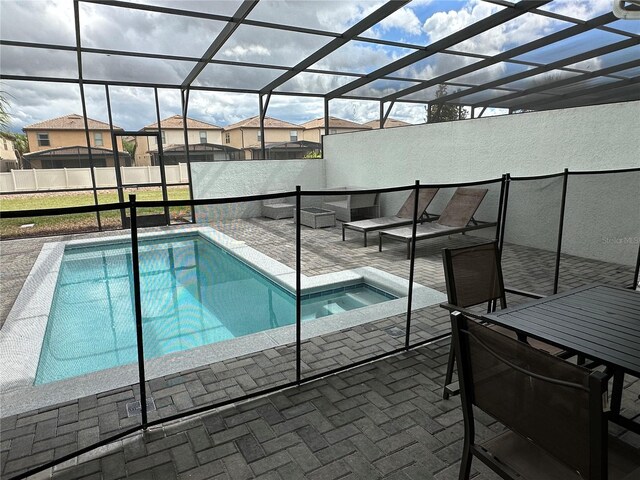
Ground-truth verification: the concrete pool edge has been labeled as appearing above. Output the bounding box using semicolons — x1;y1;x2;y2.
0;226;446;417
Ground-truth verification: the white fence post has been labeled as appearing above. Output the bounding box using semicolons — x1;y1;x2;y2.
33;169;39;190
10;169;17;191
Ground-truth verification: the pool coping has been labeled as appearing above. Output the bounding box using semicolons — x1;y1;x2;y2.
0;226;445;417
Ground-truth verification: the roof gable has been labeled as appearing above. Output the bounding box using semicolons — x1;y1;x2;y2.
301;117;370;130
143;115;222;130
224;116;301;130
24;114;122;131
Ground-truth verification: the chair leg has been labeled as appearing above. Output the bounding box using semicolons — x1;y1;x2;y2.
459;442;473;480
443;344;456;400
364;231;367;247
342;225;345;241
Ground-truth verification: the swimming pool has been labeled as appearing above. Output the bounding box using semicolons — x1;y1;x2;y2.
35;233;395;384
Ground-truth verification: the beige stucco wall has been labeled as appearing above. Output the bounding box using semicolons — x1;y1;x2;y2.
0;137;17;161
143;128;223;149
25;130;123;152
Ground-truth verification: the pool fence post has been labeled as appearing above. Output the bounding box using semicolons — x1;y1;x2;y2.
405;180;420;350
295;185;302;384
554;168;569;294
129;194;148;427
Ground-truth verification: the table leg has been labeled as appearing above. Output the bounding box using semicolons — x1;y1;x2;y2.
364;232;367;247
342;224;345;241
611;370;624;415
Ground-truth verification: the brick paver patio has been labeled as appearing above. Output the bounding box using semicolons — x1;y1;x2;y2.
1;218;637;479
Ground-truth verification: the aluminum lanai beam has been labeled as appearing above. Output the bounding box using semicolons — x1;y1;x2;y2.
430;38;639;105
514;75;640;110
259;1;410;94
383;12;617;103
181;0;256;89
324;0;549;100
3;39;623;91
491;60;640;109
80;0;340;39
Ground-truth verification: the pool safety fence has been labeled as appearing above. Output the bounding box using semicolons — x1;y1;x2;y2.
1;168;639;479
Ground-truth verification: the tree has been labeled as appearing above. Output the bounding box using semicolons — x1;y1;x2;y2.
424;84;468;123
0;91;10;131
123;138;137;158
303;150;322;159
12;133;28;168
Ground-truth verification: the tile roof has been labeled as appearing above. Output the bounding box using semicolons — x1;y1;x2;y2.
23;114;122;131
224;116;301;130
301;116;371;130
363;118;413;129
143;115;222;130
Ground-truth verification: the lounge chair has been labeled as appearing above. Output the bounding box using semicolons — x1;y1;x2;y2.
378;187;496;259
341;188;439;247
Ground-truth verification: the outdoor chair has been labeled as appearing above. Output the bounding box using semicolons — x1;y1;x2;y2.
378;187;496;258
450;311;640;480
341;188;439;247
440;241;565;400
321;188;380;222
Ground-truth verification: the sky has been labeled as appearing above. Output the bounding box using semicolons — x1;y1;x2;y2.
0;0;630;132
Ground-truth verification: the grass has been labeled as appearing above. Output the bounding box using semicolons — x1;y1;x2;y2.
0;187;191;238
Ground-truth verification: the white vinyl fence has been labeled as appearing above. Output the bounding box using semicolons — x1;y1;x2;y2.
0;164;189;193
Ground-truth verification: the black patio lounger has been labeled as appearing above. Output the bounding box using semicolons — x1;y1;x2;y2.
341;188;439;247
378;187;496;258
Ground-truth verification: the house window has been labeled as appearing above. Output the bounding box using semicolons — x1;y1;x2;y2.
37;132;50;147
225;132;230;144
257;130;262;141
199;131;207;144
330;129;338;134
94;132;103;147
290;130;298;142
161;131;166;144
2;138;7;149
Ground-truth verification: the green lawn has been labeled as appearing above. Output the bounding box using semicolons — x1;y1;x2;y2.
0;187;191;238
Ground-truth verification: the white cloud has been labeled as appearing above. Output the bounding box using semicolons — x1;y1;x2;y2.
378;7;423;36
220;44;272;59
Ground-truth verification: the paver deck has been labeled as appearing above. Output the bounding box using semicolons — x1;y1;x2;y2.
1;218;637;479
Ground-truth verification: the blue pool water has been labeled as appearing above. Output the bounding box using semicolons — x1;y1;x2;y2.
35;235;395;384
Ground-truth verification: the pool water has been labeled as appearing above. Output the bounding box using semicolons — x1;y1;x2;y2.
35;235;395;384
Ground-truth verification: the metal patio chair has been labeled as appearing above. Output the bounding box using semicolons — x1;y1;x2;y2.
440;240;565;399
450;311;640;480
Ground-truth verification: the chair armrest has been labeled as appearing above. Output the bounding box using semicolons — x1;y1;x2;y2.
438;303;485;321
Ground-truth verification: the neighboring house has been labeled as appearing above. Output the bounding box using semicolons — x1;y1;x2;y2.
22;146;131;169
223;116;303;159
23;113;124;154
301;117;371;143
0;133;19;172
245;140;322;160
150;144;245;165
139;115;224;165
363;118;413;129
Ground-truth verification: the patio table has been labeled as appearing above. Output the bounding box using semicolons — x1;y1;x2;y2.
482;284;640;433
